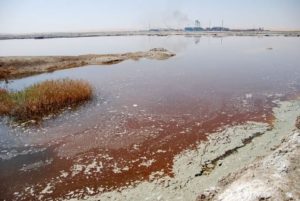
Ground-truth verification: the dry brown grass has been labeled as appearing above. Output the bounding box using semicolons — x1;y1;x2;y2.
0;79;92;121
0;88;13;115
0;68;11;80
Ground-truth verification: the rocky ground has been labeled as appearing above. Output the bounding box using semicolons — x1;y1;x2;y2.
197;131;300;201
0;48;175;80
64;100;300;201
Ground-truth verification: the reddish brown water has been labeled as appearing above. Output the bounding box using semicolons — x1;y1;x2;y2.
0;36;300;200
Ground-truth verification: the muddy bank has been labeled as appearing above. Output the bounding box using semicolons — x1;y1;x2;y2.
70;100;300;201
197;131;300;201
0;48;175;80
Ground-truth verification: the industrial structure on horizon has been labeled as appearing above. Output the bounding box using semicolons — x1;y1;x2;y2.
149;19;265;32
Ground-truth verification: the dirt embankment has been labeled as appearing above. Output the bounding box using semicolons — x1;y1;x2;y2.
197;131;300;201
0;48;175;81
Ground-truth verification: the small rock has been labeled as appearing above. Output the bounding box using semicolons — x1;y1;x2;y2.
196;189;218;201
207;163;214;169
195;171;203;177
258;196;271;201
164;180;170;188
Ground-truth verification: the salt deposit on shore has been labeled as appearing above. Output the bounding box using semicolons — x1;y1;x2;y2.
66;100;300;201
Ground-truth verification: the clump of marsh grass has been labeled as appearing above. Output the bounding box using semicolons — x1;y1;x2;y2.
0;79;92;122
0;88;14;115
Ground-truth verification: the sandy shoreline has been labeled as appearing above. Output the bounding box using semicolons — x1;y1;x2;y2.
0;48;175;81
1;30;300;40
61;99;300;201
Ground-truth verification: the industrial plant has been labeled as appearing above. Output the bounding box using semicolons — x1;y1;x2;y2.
149;19;264;32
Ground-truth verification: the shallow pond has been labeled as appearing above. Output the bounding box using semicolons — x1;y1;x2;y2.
0;35;300;200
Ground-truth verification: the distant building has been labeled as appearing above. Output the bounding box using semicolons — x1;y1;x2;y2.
34;36;45;39
184;27;204;32
230;28;265;32
149;29;160;32
206;27;230;31
184;19;205;32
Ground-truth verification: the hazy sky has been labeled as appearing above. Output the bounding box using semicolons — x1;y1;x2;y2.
0;0;299;33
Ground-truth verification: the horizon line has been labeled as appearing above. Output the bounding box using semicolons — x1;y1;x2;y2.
1;28;300;35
